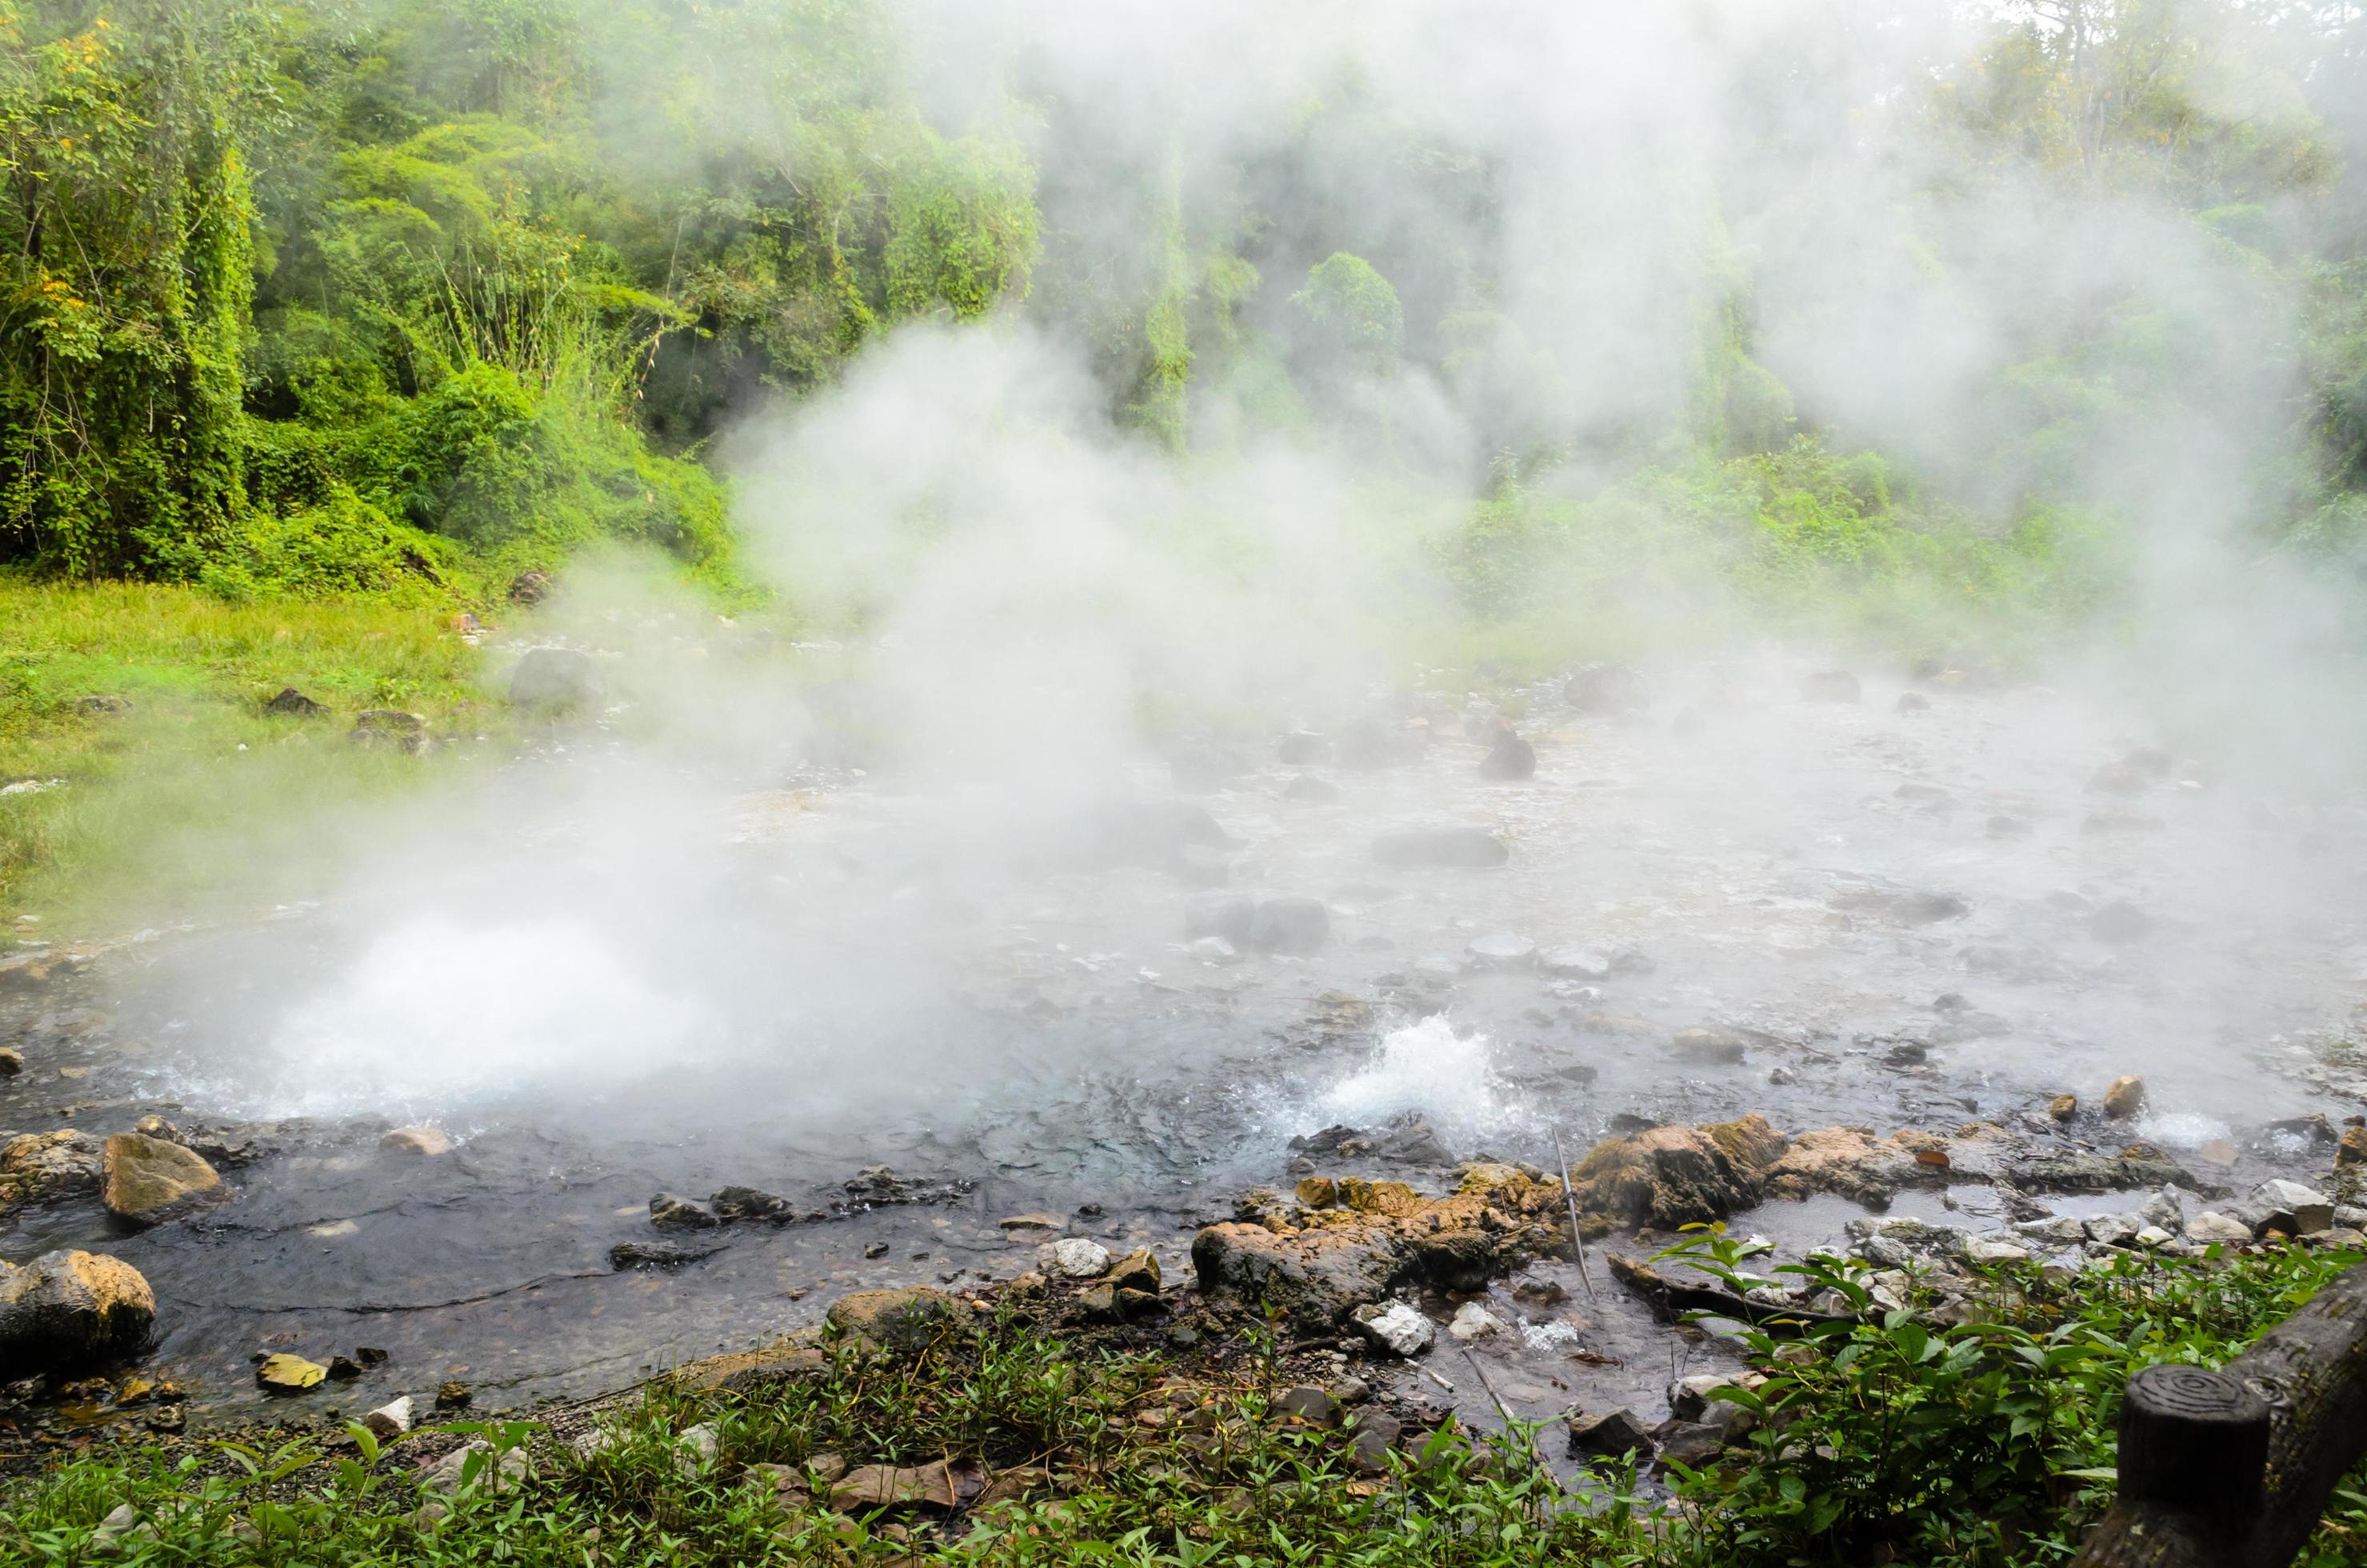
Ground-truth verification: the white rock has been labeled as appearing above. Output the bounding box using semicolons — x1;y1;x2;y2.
1464;933;1537;970
362;1395;413;1438
1965;1238;2031;1265
676;1422;719;1471
1667;1373;1735;1422
1041;1238;1111;1278
2013;1215;2088;1247
2083;1214;2141;1248
2337;1204;2367;1230
1447;1302;1504;1342
1351;1300;1436;1358
2187;1211;2253;1246
570;1426;624;1462
2247;1179;2334;1235
2139;1189;2185;1235
418;1441;527;1495
2134;1225;2174;1248
1187;937;1237;962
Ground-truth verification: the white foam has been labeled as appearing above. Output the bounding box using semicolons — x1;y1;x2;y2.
2134;1110;2233;1150
1319;1015;1507;1133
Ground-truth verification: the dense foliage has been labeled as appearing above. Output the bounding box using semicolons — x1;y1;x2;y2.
1;1;2364;622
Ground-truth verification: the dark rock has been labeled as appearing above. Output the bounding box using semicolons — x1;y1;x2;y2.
508;570;552;604
1800;670;1861;702
1477;732;1536;781
1284;774;1339;804
0;1130;103;1209
610;1241;724;1270
1101;1249;1162;1293
1566;1114;1788;1230
1653;1421;1727;1470
74;694;133;717
264;687;330;719
0;1250;155;1376
1896;692;1930;714
710;1186;794;1222
1277;732;1332;766
1565;662;1649;714
1347;1409;1401;1473
649;1192;718;1229
434;1381;472;1410
327;1355;364;1381
349;710;428;754
1372;829;1508;869
1248;897;1329;954
1566;1407;1653;1460
508;648;604;712
1881;1042;1929;1068
1272;1385;1341;1426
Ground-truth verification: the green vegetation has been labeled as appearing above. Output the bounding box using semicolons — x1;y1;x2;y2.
4;1242;2361;1566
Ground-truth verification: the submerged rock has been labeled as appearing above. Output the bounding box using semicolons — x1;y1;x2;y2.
1371;828;1509;869
610;1241;725;1270
257;1353;327;1392
1465;932;1537;970
380;1126;453;1157
0;1250;155;1375
101;1134;224;1228
710;1186;794;1222
648;1193;718;1229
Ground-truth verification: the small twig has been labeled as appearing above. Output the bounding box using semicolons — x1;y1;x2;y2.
1459;1346;1545;1474
1552;1129;1600;1302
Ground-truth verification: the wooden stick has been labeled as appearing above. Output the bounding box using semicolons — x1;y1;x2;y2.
1551;1129;1599;1302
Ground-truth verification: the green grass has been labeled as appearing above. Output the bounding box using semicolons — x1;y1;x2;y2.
4;1244;2364;1566
0;576;490;933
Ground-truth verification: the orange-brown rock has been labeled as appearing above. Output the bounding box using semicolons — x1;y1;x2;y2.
0;1249;155;1374
1564;1114;1789;1234
1763;1125;1949;1206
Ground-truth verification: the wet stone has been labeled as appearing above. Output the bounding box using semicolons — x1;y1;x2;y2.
1567;1406;1653;1459
1465;932;1537;970
649;1193;718;1229
1349;1301;1435;1358
2101;1076;2147;1118
610;1241;724;1270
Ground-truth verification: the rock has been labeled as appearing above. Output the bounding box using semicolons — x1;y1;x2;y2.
998;1211;1066;1234
2089;902;2153;945
1568;1114;1787;1230
435;1380;472;1410
1540;947;1612;980
75;694;133;716
2340;1126;2367;1169
1185;892;1255;945
0;1046;19;1075
2337;1204;2367;1230
2140;1190;2184;1234
0;1250;155;1374
1191;1222;1407;1325
1296;1176;1338;1208
831;1460;958;1513
1100;1249;1161;1293
1087;800;1237;870
1509;1265;1567;1305
1654;1421;1727;1470
649;1192;718;1229
1336;716;1425;770
1565;662;1649;714
257;1353;327;1392
1371;829;1508;869
350;710;428;753
710;1186;793;1222
2048;1094;2077;1122
825;1287;958;1352
1566;1407;1653;1459
0;1129;103;1208
1283;774;1339;804
362;1396;414;1438
1800;670;1861;703
1271;1386;1341;1426
1349;1300;1435;1358
418;1440;527;1495
380;1126;453;1157
1277;732;1332;766
1041;1238;1112;1278
1248;897;1329;955
509;648;604;711
2013;1215;2088;1247
88;1502;153;1556
2081;1214;2141;1248
610;1241;723;1270
1346;1409;1401;1474
2186;1211;2252;1246
1478;733;1536;781
2101;1076;2147;1118
1667;1374;1735;1422
2135;1225;2175;1248
1881;1042;1929;1068
263;687;329;718
1447;1302;1504;1341
677;1422;719;1468
101;1134;224;1228
510;569;553;604
1895;692;1930;714
2246;1179;2333;1237
1465;932;1537;970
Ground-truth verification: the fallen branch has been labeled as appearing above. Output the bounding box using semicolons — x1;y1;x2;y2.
1604;1252;1859;1334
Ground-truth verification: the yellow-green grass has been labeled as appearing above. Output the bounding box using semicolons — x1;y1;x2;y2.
0;576;490;934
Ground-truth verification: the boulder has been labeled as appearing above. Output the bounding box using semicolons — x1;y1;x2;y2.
1349;1300;1435;1358
1667;1374;1736;1422
1346;1409;1401;1474
418;1440;527;1495
1762;1125;1951;1206
1185;892;1256;945
0;1046;18;1075
1896;692;1930;714
825;1287;958;1352
1192;1223;1405;1326
1566;1114;1787;1232
2185;1211;2252;1246
1567;1407;1653;1459
2140;1190;2185;1235
509;648;605;711
1653;1421;1727;1470
610;1241;724;1270
1670;1027;1747;1065
1247;897;1329;955
0;1250;155;1374
0;1129;103;1208
380;1126;453;1157
101;1134;224;1227
1100;1249;1162;1293
2101;1076;2147;1118
263;687;330;718
2081;1214;2141;1248
2244;1179;2333;1238
1371;829;1508;869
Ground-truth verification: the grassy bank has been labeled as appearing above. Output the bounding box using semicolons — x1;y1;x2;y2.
0;577;489;933
5;1239;2363;1567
